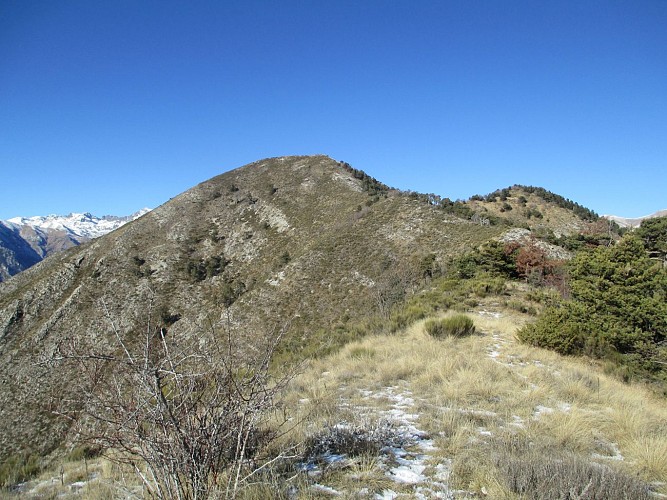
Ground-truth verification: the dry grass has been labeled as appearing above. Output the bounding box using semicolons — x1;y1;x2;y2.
278;307;667;497
0;455;141;499
15;304;667;498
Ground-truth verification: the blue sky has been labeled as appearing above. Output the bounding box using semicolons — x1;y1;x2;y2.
1;1;665;219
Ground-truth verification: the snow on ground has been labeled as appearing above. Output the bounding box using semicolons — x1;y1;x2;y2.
301;383;456;498
363;386;455;499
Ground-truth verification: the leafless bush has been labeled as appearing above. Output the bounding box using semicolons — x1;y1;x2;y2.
49;301;295;500
304;420;401;462
373;266;416;319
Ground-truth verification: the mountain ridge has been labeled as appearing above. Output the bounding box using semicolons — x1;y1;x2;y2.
6;208;151;239
0;155;630;463
0;155;502;459
0;209;150;282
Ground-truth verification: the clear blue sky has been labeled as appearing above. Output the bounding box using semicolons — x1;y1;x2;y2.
1;1;665;219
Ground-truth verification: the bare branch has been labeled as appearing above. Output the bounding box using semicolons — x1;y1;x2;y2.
50;304;296;499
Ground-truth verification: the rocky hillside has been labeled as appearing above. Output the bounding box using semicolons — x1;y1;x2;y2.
0;155;619;466
0;155;509;460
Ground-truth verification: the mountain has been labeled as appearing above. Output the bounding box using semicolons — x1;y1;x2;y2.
2;156;664;497
7;209;152;240
0;209;150;281
0;155;622;466
0;155;507;460
603;209;667;228
466;185;601;237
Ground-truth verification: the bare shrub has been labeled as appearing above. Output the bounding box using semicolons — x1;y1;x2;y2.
49;302;295;500
373;265;416;320
303;420;401;463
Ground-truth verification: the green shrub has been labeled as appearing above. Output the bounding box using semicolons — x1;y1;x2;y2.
516;303;588;355
518;234;667;387
454;255;478;279
506;299;537;315
0;453;41;488
425;315;476;338
278;251;291;266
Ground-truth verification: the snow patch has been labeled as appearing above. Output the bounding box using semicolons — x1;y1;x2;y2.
311;483;342;496
267;270;285;286
533;405;554;419
388;459;427;484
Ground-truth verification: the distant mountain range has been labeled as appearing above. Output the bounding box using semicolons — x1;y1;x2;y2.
603;209;667;228
0;209;150;281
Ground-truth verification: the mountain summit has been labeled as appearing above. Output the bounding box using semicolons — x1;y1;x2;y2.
0;154;616;464
0;155;505;459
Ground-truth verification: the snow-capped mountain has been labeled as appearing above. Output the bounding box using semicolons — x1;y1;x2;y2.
603;209;667;228
6;208;152;239
0;208;151;282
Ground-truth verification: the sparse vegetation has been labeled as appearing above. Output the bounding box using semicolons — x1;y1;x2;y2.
49;303;295;499
185;254;229;281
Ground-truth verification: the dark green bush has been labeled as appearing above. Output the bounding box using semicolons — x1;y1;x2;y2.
518;234;667;387
517;303;590;355
425;315;476;338
469;277;506;297
279;251;291;266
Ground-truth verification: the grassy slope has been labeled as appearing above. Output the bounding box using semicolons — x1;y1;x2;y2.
284;309;666;498
15;299;667;499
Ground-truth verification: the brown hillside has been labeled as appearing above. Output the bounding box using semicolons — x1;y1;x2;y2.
0;155;504;459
